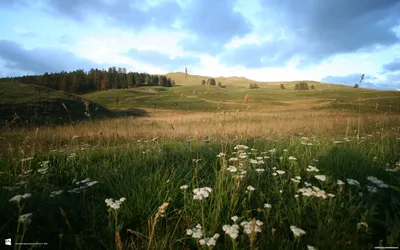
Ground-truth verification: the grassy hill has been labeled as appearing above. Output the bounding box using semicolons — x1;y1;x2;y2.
84;74;400;114
1;74;399;127
0;82;144;127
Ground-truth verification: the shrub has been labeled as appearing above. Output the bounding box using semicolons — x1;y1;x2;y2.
280;84;285;89
295;81;309;90
311;85;315;89
249;83;259;89
354;84;359;88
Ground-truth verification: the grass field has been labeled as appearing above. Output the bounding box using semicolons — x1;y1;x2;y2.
0;75;400;249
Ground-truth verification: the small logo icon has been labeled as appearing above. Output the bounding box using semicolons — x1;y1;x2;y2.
5;238;11;246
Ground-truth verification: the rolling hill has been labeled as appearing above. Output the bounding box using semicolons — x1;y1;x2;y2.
1;73;399;128
0;82;135;127
84;73;400;114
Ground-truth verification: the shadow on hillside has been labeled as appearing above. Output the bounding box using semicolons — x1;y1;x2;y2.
0;99;148;128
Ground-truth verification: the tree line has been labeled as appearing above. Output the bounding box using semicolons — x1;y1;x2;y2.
0;66;176;94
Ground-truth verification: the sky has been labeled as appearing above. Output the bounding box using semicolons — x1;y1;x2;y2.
0;0;400;90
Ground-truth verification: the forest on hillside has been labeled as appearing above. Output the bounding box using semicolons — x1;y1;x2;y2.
0;66;176;94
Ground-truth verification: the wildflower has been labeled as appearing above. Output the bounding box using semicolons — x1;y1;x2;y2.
283;149;288;152
76;178;91;185
86;180;98;187
217;153;226;158
272;173;277;176
357;222;368;230
193;159;202;163
295;176;301;180
37;167;49;174
291;178;300;183
18;213;33;224
247;185;255;191
306;166;319;172
366;185;377;193
294;194;299;198
199;234;220;246
268;149;276;154
39;161;49;167
276;170;286;175
50;190;63;197
249;159;258;164
180;185;189;190
9;193;32;203
187;224;204;239
227;166;238;172
193;187;212;200
231;215;239;222
367;176;389;188
234;145;249;150
288;156;297;161
223;224;240;239
240;220;263;234
290;225;306;237
307;245;316;250
298;186;328;199
314;175;327;182
229;157;238;162
263;156;270;159
337;180;345;185
105;197;126;210
347;179;360;186
255;168;265;173
256;156;263;160
264;203;272;209
20;157;34;162
333;141;344;144
327;193;335;198
67;153;77;159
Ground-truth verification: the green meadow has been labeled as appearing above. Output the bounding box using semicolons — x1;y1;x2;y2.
1;75;400;249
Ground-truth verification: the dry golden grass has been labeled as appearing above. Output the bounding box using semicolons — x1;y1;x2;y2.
3;109;399;154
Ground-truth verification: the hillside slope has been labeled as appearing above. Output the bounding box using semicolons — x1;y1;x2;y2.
84;81;400;114
0;82;126;127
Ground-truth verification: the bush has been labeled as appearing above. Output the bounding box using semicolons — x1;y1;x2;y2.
201;80;206;86
217;81;222;87
295;81;309;90
249;83;259;89
209;78;216;86
311;85;315;89
354;84;359;88
280;84;285;89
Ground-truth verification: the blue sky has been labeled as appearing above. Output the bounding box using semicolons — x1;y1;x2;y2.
1;0;400;90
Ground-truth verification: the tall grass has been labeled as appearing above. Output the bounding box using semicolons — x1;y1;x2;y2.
0;116;399;249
